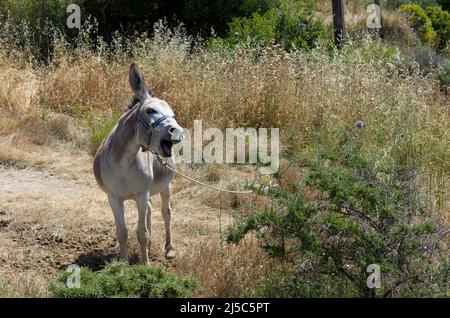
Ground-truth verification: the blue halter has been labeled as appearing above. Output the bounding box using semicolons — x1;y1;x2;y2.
138;114;173;150
138;114;172;130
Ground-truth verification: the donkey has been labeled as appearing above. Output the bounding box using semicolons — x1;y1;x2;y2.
93;63;185;264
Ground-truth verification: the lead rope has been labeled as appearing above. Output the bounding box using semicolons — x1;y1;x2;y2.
145;149;252;247
147;150;254;195
146;150;249;246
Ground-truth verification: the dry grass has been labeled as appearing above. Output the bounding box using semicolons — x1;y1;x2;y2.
0;20;448;297
174;237;274;297
0;139;268;297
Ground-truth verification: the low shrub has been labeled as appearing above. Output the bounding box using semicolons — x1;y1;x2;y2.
437;58;450;90
379;11;419;48
408;45;439;74
385;1;442;10
226;0;330;51
400;4;438;46
50;261;197;298
425;6;450;51
227;134;449;297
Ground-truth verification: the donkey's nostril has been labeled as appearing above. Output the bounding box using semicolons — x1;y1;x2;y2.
169;126;184;142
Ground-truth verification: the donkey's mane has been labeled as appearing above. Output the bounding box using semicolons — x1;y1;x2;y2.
123;96;140;113
111;100;141;162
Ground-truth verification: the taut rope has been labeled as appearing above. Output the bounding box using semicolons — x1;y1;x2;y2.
137;113;252;195
148;150;253;195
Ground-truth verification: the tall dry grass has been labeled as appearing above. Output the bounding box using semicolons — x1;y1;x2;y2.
0;21;448;215
0;17;448;297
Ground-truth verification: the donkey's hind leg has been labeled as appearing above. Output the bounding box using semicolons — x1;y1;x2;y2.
107;193;128;261
161;186;175;259
136;192;150;264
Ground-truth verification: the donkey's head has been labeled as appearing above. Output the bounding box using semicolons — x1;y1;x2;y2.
129;63;184;158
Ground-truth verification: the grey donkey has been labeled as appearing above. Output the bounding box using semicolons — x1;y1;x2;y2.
93;63;185;263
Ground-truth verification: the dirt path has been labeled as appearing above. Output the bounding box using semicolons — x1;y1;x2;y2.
0;145;252;296
0;167;92;200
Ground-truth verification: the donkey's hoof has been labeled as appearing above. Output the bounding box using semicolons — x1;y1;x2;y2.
165;249;176;260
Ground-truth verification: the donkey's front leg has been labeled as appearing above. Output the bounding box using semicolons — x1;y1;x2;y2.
107;193;128;261
161;186;175;259
136;193;151;264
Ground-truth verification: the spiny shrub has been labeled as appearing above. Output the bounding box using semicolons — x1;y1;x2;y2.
50;261;197;298
400;4;438;46
227;134;449;297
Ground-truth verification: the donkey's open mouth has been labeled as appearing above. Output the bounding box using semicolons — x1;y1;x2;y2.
161;139;174;157
161;135;183;157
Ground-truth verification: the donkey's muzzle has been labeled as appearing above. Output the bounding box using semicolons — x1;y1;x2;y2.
168;125;185;144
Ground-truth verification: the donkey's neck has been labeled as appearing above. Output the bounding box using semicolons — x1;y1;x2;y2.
111;106;142;166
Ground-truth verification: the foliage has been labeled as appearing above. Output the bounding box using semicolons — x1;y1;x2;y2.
227;134;449;297
385;0;448;10
437;57;450;89
407;45;439;74
86;115;119;154
400;4;438;46
50;261;197;298
227;9;278;47
274;2;329;51
0;0;279;58
425;6;450;50
88;114;119;156
226;0;329;51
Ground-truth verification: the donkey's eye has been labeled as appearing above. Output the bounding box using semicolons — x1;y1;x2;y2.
146;108;157;114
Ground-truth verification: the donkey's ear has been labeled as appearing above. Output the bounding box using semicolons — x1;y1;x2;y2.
129;63;150;100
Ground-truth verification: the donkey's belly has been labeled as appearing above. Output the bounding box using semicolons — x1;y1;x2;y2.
102;164;173;199
148;181;167;196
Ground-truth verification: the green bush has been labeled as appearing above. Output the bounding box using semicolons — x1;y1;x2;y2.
227;135;449;297
425;6;450;50
384;1;446;10
50;261;197;298
400;4;438;46
275;8;328;51
437;58;450;89
226;0;329;51
227;9;278;47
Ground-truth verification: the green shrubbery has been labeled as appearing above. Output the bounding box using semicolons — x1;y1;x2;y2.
437;57;450;88
386;0;449;10
425;6;450;50
399;4;449;51
225;0;330;51
50;261;197;298
400;4;438;46
88;114;118;155
227;133;449;297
